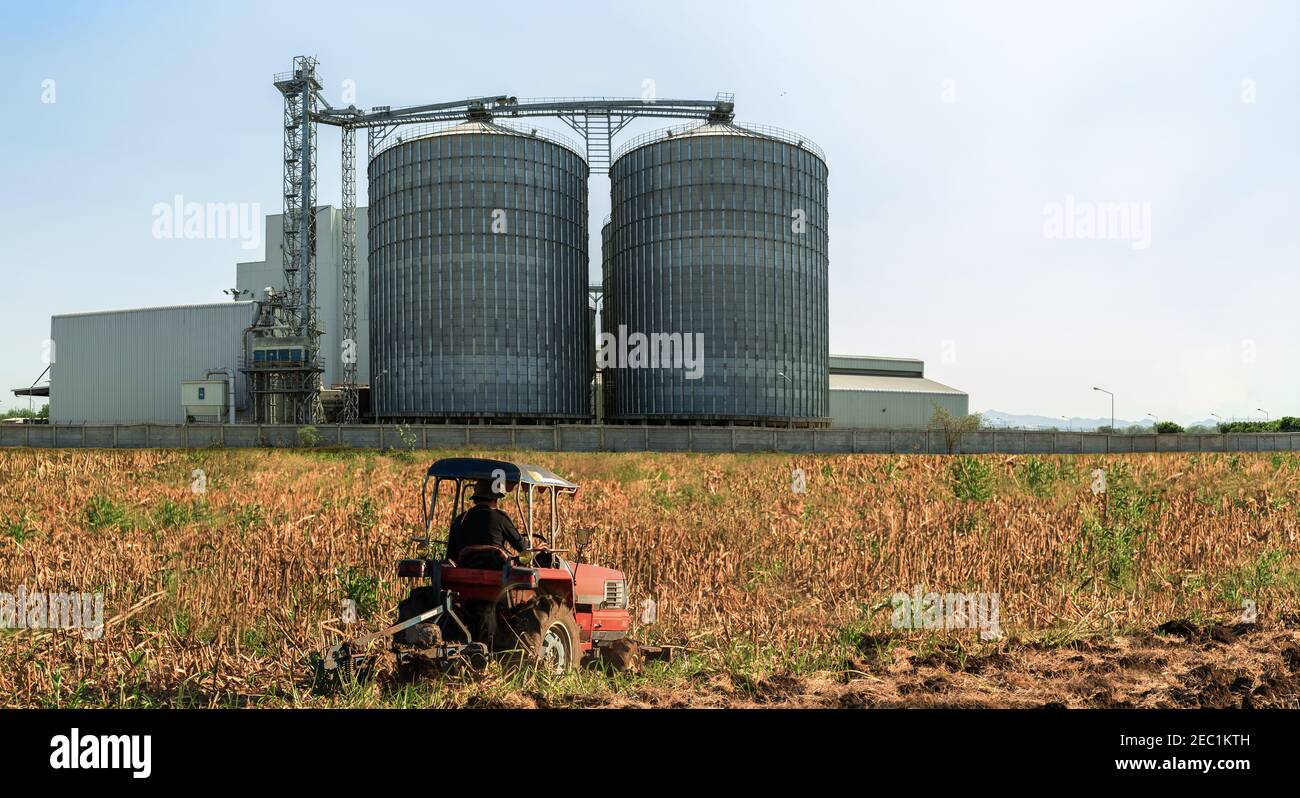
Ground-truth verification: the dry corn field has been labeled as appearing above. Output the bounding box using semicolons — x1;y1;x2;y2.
2;447;1299;708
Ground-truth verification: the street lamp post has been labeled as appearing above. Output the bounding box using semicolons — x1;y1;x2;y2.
1257;408;1270;422
1093;387;1114;431
776;371;794;428
372;369;388;423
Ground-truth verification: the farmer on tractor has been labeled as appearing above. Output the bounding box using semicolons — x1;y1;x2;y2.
446;478;545;566
321;457;645;680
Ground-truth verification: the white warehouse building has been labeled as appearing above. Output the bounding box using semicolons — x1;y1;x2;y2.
828;355;968;429
50;302;256;424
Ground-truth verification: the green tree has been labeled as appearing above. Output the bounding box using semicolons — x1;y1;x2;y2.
930;405;983;454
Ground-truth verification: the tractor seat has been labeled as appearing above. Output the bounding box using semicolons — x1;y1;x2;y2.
454;545;511;570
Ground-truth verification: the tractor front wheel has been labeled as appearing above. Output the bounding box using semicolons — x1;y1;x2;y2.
505;596;581;676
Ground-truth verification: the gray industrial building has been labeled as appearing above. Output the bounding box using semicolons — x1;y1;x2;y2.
49;302;255;424
827;354;968;428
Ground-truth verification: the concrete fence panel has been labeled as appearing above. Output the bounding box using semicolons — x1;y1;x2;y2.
734;428;776;453
558;426;601;452
1024;433;1054;454
690;428;734;453
603;427;649;452
1081;435;1108;454
853;431;892;453
646;428;691;452
774;429;815;453
892;431;927;453
815;430;854;453
512;428;558;452
959;432;995;454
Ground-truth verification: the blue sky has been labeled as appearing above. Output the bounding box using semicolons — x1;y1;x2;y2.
2;0;1297;422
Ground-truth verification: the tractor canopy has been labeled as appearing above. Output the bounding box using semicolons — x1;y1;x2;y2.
421;457;579;549
425;457;578;492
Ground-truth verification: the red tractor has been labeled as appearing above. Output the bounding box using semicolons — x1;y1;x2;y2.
323;458;632;678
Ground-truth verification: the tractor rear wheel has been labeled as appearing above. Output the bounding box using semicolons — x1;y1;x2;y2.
504;595;581;675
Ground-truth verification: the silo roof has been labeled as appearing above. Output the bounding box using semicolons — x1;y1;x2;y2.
373;120;586;161
614;121;825;163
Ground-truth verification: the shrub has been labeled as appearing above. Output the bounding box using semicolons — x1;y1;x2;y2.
930;405;983;454
152;498;191;528
336;566;379;621
297;425;321;448
2;512;39;543
1218;548;1293;606
84;496;132;531
352;495;378;530
1017;456;1072;498
1219;417;1299;434
949;456;994;502
1073;462;1157;589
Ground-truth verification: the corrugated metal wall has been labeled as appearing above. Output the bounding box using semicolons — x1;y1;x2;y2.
50;303;255;424
829;390;969;429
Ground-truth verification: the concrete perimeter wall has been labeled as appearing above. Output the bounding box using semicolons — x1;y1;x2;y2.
3;424;1298;455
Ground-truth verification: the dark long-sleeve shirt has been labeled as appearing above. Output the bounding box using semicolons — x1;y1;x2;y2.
446;504;528;562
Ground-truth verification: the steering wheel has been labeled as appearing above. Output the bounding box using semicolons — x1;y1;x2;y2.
521;547;569;568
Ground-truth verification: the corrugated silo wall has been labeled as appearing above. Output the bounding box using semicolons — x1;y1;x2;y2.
599;219;615;418
367;127;591;420
607;127;829;423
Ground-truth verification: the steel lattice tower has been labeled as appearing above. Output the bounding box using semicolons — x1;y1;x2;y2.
340;124;359;423
270;56;323;423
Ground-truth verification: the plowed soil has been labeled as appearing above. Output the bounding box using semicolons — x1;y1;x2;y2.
476;621;1300;708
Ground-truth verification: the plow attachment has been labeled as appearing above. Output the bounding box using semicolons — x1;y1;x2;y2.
319;601;487;683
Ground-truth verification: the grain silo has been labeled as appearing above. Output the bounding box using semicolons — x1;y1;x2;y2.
598;217;617;418
604;122;829;425
368;121;591;421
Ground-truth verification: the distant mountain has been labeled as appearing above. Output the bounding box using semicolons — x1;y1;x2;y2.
979;410;1143;431
978;410;1221;431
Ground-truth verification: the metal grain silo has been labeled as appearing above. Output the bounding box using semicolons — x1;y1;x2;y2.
368;121;590;421
605;122;829;425
598;217;616;419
